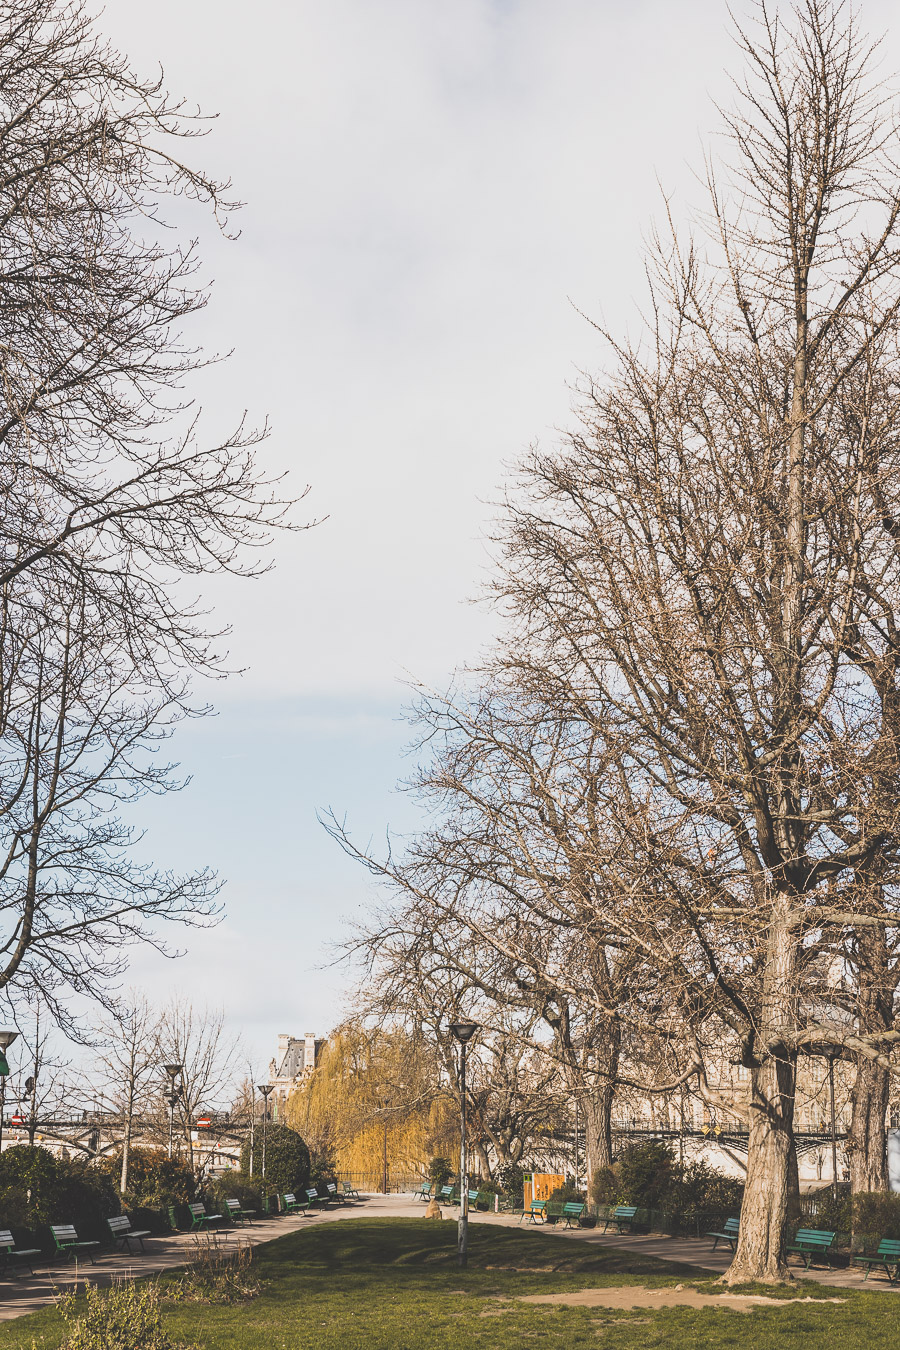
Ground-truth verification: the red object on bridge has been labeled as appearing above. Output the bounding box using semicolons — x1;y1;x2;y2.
196;1116;211;1128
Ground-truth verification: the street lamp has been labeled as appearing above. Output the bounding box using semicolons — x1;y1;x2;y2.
449;1020;479;1270
257;1085;273;1183
0;1030;18;1157
808;1043;841;1193
163;1063;183;1159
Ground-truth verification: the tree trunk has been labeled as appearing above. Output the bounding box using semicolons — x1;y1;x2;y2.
120;1111;132;1194
726;1055;797;1283
726;900;798;1285
847;1056;889;1194
846;920;894;1194
583;1081;614;1182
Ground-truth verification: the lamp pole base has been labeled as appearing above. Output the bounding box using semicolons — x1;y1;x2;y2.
457;1213;468;1268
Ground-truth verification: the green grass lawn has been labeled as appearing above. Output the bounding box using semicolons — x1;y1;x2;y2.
2;1218;899;1349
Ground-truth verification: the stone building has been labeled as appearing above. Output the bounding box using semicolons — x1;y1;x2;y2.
268;1033;322;1119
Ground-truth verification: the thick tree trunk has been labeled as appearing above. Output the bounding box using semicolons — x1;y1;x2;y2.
726;900;798;1285
583;1081;614;1181
726;1055;797;1283
847;1057;889;1194
847;921;894;1194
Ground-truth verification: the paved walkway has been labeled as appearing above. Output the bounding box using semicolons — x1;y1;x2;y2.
0;1193;895;1322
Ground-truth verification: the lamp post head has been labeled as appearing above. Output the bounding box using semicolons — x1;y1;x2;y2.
257;1084;273;1098
449;1020;479;1045
0;1030;18;1052
163;1063;183;1081
808;1043;842;1061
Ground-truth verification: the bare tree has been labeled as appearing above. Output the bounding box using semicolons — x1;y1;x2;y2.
159;999;241;1174
488;0;900;1283
0;0;307;1023
90;994;161;1193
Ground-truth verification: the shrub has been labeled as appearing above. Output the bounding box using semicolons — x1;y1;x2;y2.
427;1157;453;1189
495;1163;525;1206
205;1175;261;1215
97;1148;196;1210
239;1124;309;1195
0;1145;119;1239
547;1183;587;1205
851;1191;900;1242
664;1160;744;1226
590;1166;619;1207
808;1187;853;1235
56;1280;196;1350
166;1237;262;1304
617;1141;675;1208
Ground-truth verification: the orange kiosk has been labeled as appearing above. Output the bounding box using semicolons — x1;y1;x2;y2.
522;1172;566;1208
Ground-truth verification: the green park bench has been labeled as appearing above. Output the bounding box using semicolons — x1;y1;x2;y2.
224;1198;256;1225
342;1181;361;1200
307;1188;326;1208
602;1205;638;1233
324;1182;345;1205
786;1228;836;1269
707;1216;740;1251
414;1181;432;1201
282;1193;310;1215
0;1228;40;1276
51;1223;99;1264
107;1214;153;1253
562;1202;587;1228
438;1185;457;1205
187;1202;223;1232
853;1238;900;1283
520;1199;547;1224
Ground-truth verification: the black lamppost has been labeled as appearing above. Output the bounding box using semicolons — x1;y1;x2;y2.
449;1020;479;1270
0;1030;18;1156
809;1043;841;1193
257;1084;273;1181
163;1063;183;1158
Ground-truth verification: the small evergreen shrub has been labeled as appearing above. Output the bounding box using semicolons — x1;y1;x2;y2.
495;1163;525;1206
239;1123;310;1196
590;1166;619;1207
427;1157;453;1189
617;1141;675;1207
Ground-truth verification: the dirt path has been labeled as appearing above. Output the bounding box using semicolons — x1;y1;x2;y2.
519;1285;848;1312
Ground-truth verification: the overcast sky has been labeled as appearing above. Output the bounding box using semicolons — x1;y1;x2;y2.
73;0;900;1080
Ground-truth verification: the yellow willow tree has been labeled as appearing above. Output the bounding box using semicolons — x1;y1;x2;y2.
493;0;900;1284
285;1023;455;1185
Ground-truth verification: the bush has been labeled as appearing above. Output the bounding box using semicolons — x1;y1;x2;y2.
495;1163;525;1206
205;1175;261;1216
56;1280;196;1350
0;1145;119;1240
97;1148;196;1210
851;1191;900;1242
617;1141;675;1208
239;1124;309;1196
590;1166;619;1207
807;1187;852;1235
427;1157;453;1189
809;1190;900;1245
166;1237;263;1304
664;1160;744;1227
